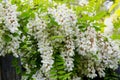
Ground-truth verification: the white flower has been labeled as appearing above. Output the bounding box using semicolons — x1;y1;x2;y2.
48;4;77;72
0;3;4;24
61;37;75;71
97;67;105;78
104;26;113;36
48;0;52;3
3;0;8;3
87;73;97;79
4;35;20;57
27;13;54;73
104;17;113;26
76;27;98;56
48;4;77;27
3;2;19;33
72;77;81;80
103;0;113;10
104;17;114;36
32;70;46;80
78;0;89;6
75;26;120;78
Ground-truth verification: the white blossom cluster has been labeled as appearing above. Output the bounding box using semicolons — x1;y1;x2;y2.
0;3;4;54
0;2;20;57
0;35;20;57
97;34;120;69
61;36;75;71
78;0;89;6
27;13;54;73
104;17;114;36
32;70;46;80
86;60;97;78
6;36;20;57
3;2;20;33
72;76;81;80
103;0;113;10
48;4;77;27
76;27;98;56
0;0;120;80
76;26;120;78
48;4;77;71
0;3;3;24
60;30;75;71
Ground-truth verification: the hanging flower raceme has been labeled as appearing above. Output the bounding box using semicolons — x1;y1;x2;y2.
61;36;75;71
75;26;120;79
0;3;3;24
48;4;77;27
104;17;114;36
97;33;120;69
0;1;20;57
0;0;119;80
3;2;20;33
103;0;113;10
32;70;46;80
48;4;77;71
76;27;98;56
27;13;54;73
0;3;4;55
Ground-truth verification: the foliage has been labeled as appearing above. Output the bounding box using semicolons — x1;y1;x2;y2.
0;0;120;80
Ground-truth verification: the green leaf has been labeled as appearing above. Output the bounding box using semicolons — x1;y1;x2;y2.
12;32;19;37
50;36;64;40
3;34;12;42
50;76;57;79
58;71;65;74
23;26;29;33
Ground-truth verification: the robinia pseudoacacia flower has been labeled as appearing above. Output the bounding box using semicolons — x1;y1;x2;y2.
27;13;54;73
104;17;114;36
3;2;20;33
76;26;120;78
26;3;120;79
1;0;120;80
0;1;20;57
48;4;77;71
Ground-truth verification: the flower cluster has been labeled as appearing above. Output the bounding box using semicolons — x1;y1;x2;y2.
0;3;3;24
32;70;46;80
0;3;5;55
0;2;20;57
48;4;77;71
104;17;114;36
76;26;120;78
72;76;81;80
76;27;98;56
0;32;20;57
27;13;54;73
3;2;20;33
6;36;20;57
75;27;98;78
47;4;120;77
103;0;113;10
97;34;120;69
78;0;89;6
48;4;77;27
61;36;75;71
0;1;119;80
